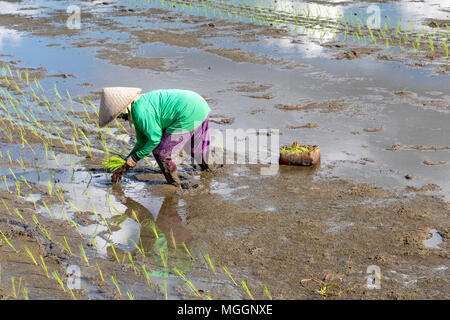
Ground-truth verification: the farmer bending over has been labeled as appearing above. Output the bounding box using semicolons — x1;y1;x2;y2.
99;87;214;189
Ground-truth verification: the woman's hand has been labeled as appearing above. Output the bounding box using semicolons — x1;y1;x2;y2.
126;157;137;168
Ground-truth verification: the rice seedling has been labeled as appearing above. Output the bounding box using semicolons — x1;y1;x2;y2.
222;266;238;286
149;221;159;239
15;181;20;199
16;159;26;171
442;38;448;59
130;238;145;257
68;287;77;300
170;228;176;250
52;271;66;292
40;255;49;278
41;200;52;217
2;176;10;193
240;280;254;300
159;248;168;268
32;214;52;240
100;213;112;234
264;284;273;300
23;246;38;265
204;253;215;273
20;175;31;189
47;180;53;197
13;208;25;222
23;287;29;300
428;36;434;55
11;276;17;298
72;221;83;237
96;262;104;282
163;279;168;300
142;265;152;286
62;236;73;255
131;209;140;225
79;244;90;266
102;156;126;172
172;266;200;297
111;275;122;296
9;168;17;180
109;242;121;264
182;242;193;260
0;229;18;253
126;290;135;300
1;199;11;215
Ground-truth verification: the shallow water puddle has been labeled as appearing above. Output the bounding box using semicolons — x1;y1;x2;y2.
423;229;444;249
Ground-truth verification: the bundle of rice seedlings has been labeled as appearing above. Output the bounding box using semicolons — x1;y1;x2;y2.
102;156;126;172
280;141;317;153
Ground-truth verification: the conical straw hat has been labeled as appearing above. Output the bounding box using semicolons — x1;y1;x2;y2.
98;87;142;127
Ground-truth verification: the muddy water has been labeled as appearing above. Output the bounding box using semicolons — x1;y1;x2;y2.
0;0;449;299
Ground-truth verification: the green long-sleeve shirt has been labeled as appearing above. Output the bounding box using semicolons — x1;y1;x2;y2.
128;89;211;159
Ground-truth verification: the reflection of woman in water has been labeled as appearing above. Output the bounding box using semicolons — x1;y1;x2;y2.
112;185;193;253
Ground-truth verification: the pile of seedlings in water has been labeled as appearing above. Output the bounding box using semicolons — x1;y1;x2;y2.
0;63;266;300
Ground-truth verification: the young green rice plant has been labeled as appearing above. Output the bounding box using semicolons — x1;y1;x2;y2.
1;199;11;215
241;280;254;300
40;255;49;278
68;287;77;300
72;221;83;238
264;284;273;300
0;230;18;252
96;262;104;282
52;271;66;292
79;244;90;266
11;276;17;298
47;179;53;197
63;236;73;255
442;38;448;59
128;252;137;274
170;228;176;250
110;242;121;264
172;266;200;297
131;209;140;225
23;246;38;265
20;176;31;189
32;214;51;240
23;287;29;300
182;242;193;260
3;176;10;193
101;156;126;172
130;238;145;258
41;200;52;217
222;266;238;286
16;159;26;171
13;208;25;222
15;181;20;199
163;279;168;300
159;248;168;268
100;213;112;234
9;168;17;180
111;275;122;296
142;265;152;286
149;221;159;239
204;253;215;273
126;289;135;300
428;35;434;55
